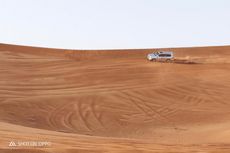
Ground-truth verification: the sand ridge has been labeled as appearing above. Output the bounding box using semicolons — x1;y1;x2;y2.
0;43;230;152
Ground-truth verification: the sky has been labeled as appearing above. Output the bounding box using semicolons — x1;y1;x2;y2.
0;0;230;49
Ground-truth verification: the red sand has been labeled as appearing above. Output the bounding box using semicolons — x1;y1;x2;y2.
0;44;230;152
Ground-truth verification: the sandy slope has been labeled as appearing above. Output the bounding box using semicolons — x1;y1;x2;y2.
0;43;230;152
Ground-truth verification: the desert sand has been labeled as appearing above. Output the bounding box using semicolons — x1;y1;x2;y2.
0;43;230;153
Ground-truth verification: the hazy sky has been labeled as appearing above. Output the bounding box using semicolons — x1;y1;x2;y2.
0;0;230;49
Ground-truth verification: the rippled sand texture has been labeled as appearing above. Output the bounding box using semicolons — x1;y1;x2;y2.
0;44;230;153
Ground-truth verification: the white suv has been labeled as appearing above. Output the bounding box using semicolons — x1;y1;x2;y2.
147;51;174;62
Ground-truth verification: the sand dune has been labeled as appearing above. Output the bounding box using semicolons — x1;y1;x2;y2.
0;43;230;152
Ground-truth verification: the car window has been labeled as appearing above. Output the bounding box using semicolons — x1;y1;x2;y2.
159;54;171;57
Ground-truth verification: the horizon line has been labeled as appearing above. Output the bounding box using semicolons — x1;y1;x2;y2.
1;42;230;51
